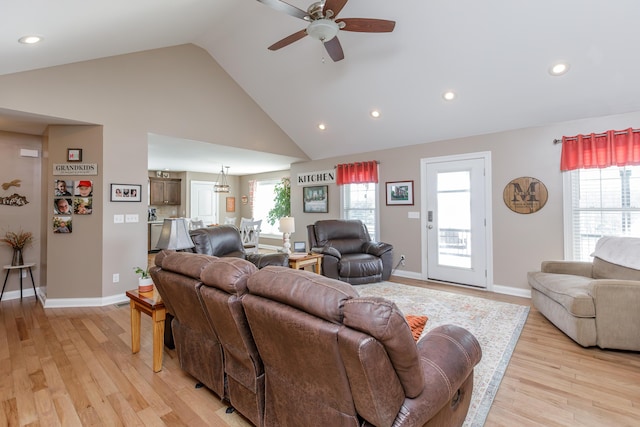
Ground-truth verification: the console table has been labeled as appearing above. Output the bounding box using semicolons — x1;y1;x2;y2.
1;263;36;301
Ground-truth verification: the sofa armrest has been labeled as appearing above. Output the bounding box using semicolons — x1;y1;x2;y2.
541;260;593;277
362;241;393;257
246;253;289;268
396;324;482;424
589;280;640;350
311;245;341;259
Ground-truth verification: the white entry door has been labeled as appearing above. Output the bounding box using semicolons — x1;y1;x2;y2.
421;153;492;288
190;181;218;225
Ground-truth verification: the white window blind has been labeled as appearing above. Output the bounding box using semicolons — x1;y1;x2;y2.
341;183;379;241
566;165;640;260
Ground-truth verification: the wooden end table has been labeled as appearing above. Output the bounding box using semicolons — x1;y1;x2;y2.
288;253;323;274
126;287;166;372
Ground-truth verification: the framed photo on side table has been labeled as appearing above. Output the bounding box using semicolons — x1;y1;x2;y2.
110;184;142;202
386;181;414;205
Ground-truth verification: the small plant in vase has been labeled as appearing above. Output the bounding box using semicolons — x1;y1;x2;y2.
2;229;33;266
134;267;154;293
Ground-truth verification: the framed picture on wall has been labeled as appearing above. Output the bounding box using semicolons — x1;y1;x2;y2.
67;148;82;162
226;197;235;212
110;183;142;202
303;185;328;213
386;181;414;205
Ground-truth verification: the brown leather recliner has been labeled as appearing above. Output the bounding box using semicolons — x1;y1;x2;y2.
149;251;225;398
189;225;288;269
243;267;482;427
307;219;394;284
198;258;265;427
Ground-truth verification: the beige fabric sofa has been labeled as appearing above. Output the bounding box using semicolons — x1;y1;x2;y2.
528;237;640;351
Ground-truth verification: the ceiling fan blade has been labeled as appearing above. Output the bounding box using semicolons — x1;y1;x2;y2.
268;29;308;51
323;0;349;18
257;0;309;20
337;18;396;33
324;37;345;62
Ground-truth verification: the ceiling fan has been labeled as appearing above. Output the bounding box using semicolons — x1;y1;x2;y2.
257;0;396;62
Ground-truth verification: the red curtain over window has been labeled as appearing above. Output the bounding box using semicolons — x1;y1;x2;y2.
336;161;378;185
560;128;640;171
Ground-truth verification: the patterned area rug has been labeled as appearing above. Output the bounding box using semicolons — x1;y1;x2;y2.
357;281;529;427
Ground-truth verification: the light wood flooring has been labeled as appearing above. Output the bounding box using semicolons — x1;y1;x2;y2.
1;275;639;426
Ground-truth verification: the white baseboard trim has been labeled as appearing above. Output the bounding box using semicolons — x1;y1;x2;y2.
391;270;424;280
391;271;531;299
42;292;129;308
0;287;38;301
491;284;532;299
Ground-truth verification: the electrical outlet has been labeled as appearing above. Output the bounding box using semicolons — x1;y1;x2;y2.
400;254;406;266
22;270;27;278
113;273;119;283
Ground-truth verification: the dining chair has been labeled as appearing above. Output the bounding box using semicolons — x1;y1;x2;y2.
239;218;262;254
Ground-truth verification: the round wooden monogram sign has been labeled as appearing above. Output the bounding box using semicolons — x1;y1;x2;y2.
503;176;548;214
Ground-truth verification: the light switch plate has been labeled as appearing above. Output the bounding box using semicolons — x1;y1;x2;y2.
114;214;124;223
125;214;139;223
408;211;420;219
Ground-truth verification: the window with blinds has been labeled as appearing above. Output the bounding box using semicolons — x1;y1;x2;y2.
341;183;379;241
565;165;640;260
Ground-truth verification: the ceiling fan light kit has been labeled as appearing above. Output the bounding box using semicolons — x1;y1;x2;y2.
306;19;339;41
259;0;395;62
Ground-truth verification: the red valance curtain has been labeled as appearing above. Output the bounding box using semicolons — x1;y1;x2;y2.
336;161;379;185
560;128;640;171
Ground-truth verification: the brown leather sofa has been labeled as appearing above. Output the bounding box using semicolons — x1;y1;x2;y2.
307;219;394;284
150;251;482;427
162;225;289;349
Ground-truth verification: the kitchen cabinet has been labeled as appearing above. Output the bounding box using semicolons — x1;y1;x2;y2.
149;178;181;205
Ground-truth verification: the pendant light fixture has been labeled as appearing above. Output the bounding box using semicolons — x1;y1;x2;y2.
215;165;230;193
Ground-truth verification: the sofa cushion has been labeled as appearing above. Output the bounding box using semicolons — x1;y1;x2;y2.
527;271;595;317
161;252;217;279
592;257;640;281
339;254;383;278
247;266;358;323
200;257;258;295
343;297;424;398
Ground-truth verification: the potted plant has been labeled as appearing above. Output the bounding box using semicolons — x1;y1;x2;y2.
134;266;154;292
1;229;33;266
267;177;291;226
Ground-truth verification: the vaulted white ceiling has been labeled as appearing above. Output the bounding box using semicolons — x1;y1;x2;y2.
3;0;640;174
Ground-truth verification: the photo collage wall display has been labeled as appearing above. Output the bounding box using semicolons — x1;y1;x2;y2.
53;180;93;233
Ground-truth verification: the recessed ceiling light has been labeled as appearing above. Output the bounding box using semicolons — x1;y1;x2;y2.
18;35;43;44
370;110;381;118
549;62;570;76
318;123;326;131
442;91;456;101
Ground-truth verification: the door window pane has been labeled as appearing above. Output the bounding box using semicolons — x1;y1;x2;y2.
436;171;471;268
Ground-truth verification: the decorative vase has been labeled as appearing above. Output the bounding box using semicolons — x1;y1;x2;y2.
11;248;23;266
138;277;154;293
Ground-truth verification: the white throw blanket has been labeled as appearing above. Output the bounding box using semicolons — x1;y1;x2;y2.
591;236;640;270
